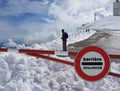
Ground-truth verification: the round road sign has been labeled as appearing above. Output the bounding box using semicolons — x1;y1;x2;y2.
75;46;110;82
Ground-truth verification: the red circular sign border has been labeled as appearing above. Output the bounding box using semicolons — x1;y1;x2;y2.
74;46;110;82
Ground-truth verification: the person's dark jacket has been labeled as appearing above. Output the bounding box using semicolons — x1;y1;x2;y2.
62;32;68;41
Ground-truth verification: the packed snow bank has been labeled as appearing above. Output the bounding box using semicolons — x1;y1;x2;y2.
0;52;85;91
68;29;96;44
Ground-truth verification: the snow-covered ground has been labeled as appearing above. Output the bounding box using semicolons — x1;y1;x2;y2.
1;28;120;91
82;16;120;31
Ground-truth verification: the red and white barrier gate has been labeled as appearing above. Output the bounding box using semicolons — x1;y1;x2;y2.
1;47;120;81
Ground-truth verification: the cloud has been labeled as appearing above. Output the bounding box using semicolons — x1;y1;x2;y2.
0;21;28;40
3;39;17;47
0;20;60;43
0;0;50;16
19;21;60;43
49;0;112;22
0;0;114;44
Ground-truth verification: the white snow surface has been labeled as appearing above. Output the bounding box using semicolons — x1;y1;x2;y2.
82;16;120;32
1;29;120;91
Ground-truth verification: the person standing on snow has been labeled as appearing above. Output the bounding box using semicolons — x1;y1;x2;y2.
61;29;68;51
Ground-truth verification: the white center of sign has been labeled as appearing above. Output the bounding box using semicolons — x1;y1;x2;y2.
80;52;105;76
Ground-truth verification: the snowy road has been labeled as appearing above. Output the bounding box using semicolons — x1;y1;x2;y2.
69;31;120;54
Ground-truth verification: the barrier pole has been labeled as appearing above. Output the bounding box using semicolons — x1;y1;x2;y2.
108;72;120;78
19;49;55;54
109;55;120;59
19;49;120;59
19;49;77;56
0;48;8;52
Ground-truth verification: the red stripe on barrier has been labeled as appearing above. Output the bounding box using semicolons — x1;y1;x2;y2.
27;53;74;66
19;49;55;54
0;48;8;52
108;72;120;78
19;49;77;57
109;55;120;59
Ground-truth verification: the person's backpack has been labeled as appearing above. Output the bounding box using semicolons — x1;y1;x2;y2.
64;32;68;39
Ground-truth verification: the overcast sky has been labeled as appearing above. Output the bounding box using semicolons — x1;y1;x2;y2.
0;0;114;43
